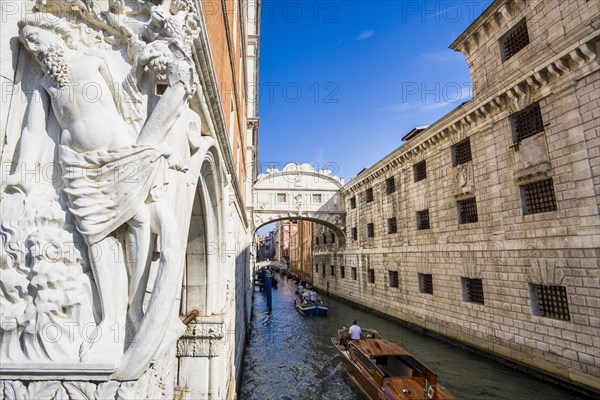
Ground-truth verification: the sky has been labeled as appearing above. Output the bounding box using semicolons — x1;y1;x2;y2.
255;0;493;235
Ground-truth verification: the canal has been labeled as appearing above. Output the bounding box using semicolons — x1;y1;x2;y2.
240;272;584;400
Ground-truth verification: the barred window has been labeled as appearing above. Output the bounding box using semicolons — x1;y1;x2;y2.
367;268;375;284
418;274;433;294
312;193;322;203
521;178;557;215
458;197;478;224
462;278;484;304
366;188;374;203
452;139;472;166
330;265;335;276
388;271;399;288
512;103;544;143
277;193;287;202
386;177;396;194
340;266;345;279
330;232;336;243
531;284;570;321
501;20;530;61
352;227;358;241
367;223;375;238
387;217;397;234
352;267;357;280
350;196;357;209
414;161;427;182
416;209;430;230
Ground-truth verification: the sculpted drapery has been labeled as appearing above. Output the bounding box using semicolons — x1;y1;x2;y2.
1;0;203;381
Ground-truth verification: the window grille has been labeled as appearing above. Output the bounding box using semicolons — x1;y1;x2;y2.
387;217;397;234
350;196;357;209
532;284;570;321
367;268;375;284
367;223;375;238
340;266;345;279
366;188;374;203
277;193;287;202
414;161;427;182
352;267;357;280
416;210;430;230
522;178;557;215
386;177;396;194
312;193;322;203
458;197;478;224
452;139;472;166
419;274;433;294
330;265;335;276
463;278;484;304
502;20;530;61
352;227;358;240
388;271;399;288
512;103;544;143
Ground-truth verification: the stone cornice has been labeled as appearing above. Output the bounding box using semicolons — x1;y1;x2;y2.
342;35;599;196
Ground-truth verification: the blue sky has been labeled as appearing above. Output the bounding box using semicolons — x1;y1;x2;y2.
257;0;493;182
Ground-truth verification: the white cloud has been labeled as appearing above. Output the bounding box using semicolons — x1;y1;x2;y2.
357;30;374;40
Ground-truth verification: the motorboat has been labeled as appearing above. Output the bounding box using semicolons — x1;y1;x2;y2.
294;288;328;316
331;328;454;399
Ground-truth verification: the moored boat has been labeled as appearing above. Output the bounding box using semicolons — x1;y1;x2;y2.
294;288;328;316
331;328;454;400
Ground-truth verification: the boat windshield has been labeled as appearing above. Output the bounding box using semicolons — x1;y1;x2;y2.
373;355;427;378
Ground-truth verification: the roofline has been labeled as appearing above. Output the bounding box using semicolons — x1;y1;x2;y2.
449;0;505;51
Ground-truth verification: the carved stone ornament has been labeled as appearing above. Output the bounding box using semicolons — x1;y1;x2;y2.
1;0;206;384
454;163;474;196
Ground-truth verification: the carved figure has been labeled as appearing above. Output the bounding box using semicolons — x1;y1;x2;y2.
2;11;199;378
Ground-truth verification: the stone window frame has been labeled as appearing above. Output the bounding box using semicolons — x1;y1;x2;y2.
322;233;327;244
315;237;319;246
388;270;399;288
277;193;287;203
386;176;396;195
315;264;319;273
520;178;557;215
457;197;478;224
365;187;374;203
330;265;335;276
413;160;427;182
510;102;544;144
500;18;530;62
350;196;357;209
351;267;358;280
452;138;472;166
312;193;323;203
351;227;358;241
418;273;433;294
340;266;345;279
366;223;375;238
330;232;336;243
529;284;570;321
416;209;430;230
367;268;375;284
387;217;398;234
322;265;326;277
461;277;484;304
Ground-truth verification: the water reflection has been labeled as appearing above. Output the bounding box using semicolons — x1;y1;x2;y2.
240;274;581;400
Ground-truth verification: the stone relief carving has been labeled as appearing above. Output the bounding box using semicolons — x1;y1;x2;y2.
454;163;474;196
1;0;203;382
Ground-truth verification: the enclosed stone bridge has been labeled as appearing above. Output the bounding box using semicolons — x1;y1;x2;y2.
252;163;346;241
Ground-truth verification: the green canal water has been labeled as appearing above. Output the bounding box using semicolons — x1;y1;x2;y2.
239;273;589;400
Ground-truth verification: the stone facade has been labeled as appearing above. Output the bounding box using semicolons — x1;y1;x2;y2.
0;0;259;398
290;220;313;282
313;0;599;394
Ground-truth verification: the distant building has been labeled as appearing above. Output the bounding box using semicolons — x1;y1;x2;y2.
314;0;599;394
290;220;313;281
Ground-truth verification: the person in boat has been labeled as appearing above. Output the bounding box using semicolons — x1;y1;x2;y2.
310;291;318;302
349;320;362;340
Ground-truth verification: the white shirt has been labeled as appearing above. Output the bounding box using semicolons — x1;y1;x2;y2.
349;324;362;340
